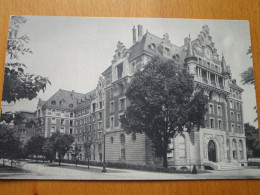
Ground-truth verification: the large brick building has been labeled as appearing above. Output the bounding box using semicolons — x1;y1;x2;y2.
36;25;247;170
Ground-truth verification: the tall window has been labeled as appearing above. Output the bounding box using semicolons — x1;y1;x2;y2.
239;140;244;159
210;118;214;128
232;139;237;159
218;120;222;129
230;100;233;109
110;117;114;128
231;123;235;133
117;63;123;79
120;134;126;160
70;128;73;134
230;111;234;121
178;135;186;160
61;119;65;125
217;106;222;116
110;102;114;113
237;113;241;122
119;98;125;110
209;104;214;114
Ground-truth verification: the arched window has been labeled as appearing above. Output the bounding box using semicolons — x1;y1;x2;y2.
131;133;136;142
178;135;186;160
120;134;126;160
226;139;230;160
51;100;56;105
232;139;237;159
239;140;244;159
120;134;125;144
132;62;136;73
209;91;213;101
70;112;73;118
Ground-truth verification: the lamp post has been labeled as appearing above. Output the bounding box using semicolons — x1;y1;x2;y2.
102;130;106;172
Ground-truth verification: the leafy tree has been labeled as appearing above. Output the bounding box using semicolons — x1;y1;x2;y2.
83;136;93;169
120;56;208;168
241;46;254;85
0;124;23;169
25;135;45;161
72;144;82;166
50;132;74;166
42;138;56;163
244;123;260;158
2;15;50;104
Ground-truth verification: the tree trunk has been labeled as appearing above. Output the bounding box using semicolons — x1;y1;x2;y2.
88;158;89;169
59;159;61;166
162;152;168;168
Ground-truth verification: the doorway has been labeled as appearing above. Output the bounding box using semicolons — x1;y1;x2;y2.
208;140;217;162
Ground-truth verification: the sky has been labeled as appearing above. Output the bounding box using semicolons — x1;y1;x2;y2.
2;16;258;127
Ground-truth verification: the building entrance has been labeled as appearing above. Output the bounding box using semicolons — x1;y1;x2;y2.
208;140;217;162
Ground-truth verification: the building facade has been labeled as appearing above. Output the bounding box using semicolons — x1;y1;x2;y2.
36;25;247;170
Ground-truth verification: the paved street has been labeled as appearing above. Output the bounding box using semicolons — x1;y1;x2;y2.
1;161;260;180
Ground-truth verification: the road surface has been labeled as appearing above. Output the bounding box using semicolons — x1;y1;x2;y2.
1;161;260;180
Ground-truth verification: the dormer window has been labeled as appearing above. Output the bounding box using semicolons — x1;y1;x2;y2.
150;43;156;50
51;100;56;105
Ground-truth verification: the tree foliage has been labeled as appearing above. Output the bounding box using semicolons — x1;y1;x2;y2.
50;132;74;165
83;134;93;169
72;144;82;166
0;124;23;168
42;138;56;163
245;123;260;158
2;15;50;103
25;135;45;160
241;46;254;85
120;56;208;168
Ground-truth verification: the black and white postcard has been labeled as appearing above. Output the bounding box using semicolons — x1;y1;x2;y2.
0;16;259;180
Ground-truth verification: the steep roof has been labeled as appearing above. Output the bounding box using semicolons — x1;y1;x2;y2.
229;82;244;91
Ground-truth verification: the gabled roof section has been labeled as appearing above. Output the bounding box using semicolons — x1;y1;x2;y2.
41;89;85;111
229;81;244;91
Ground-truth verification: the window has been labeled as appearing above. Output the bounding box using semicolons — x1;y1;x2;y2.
210;118;214;128
110;117;114;128
61;119;65;125
89;125;92;131
51;126;56;132
178;135;186;159
218;120;222;129
51;100;56;105
99;101;102;109
110;88;114;98
117;63;123;79
51;118;56;124
70;128;73;134
98;132;102;139
217;106;222;116
230;111;234;121
231;123;235;132
60;127;65;133
121;149;126;160
70;112;73;118
119;84;124;95
165;48;170;56
110;102;114;113
110;137;114;143
209;104;214;114
98;122;102;129
238;125;241;134
131;133;136;142
237;113;241;122
120;134;125;144
199;58;202;65
92;103;96;113
230;100;233;109
119;98;125;110
98;112;102;120
70;120;73;126
132;62;136;73
236;102;240;111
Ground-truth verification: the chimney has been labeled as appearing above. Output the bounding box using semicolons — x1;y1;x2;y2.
132;26;136;44
138;25;143;41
